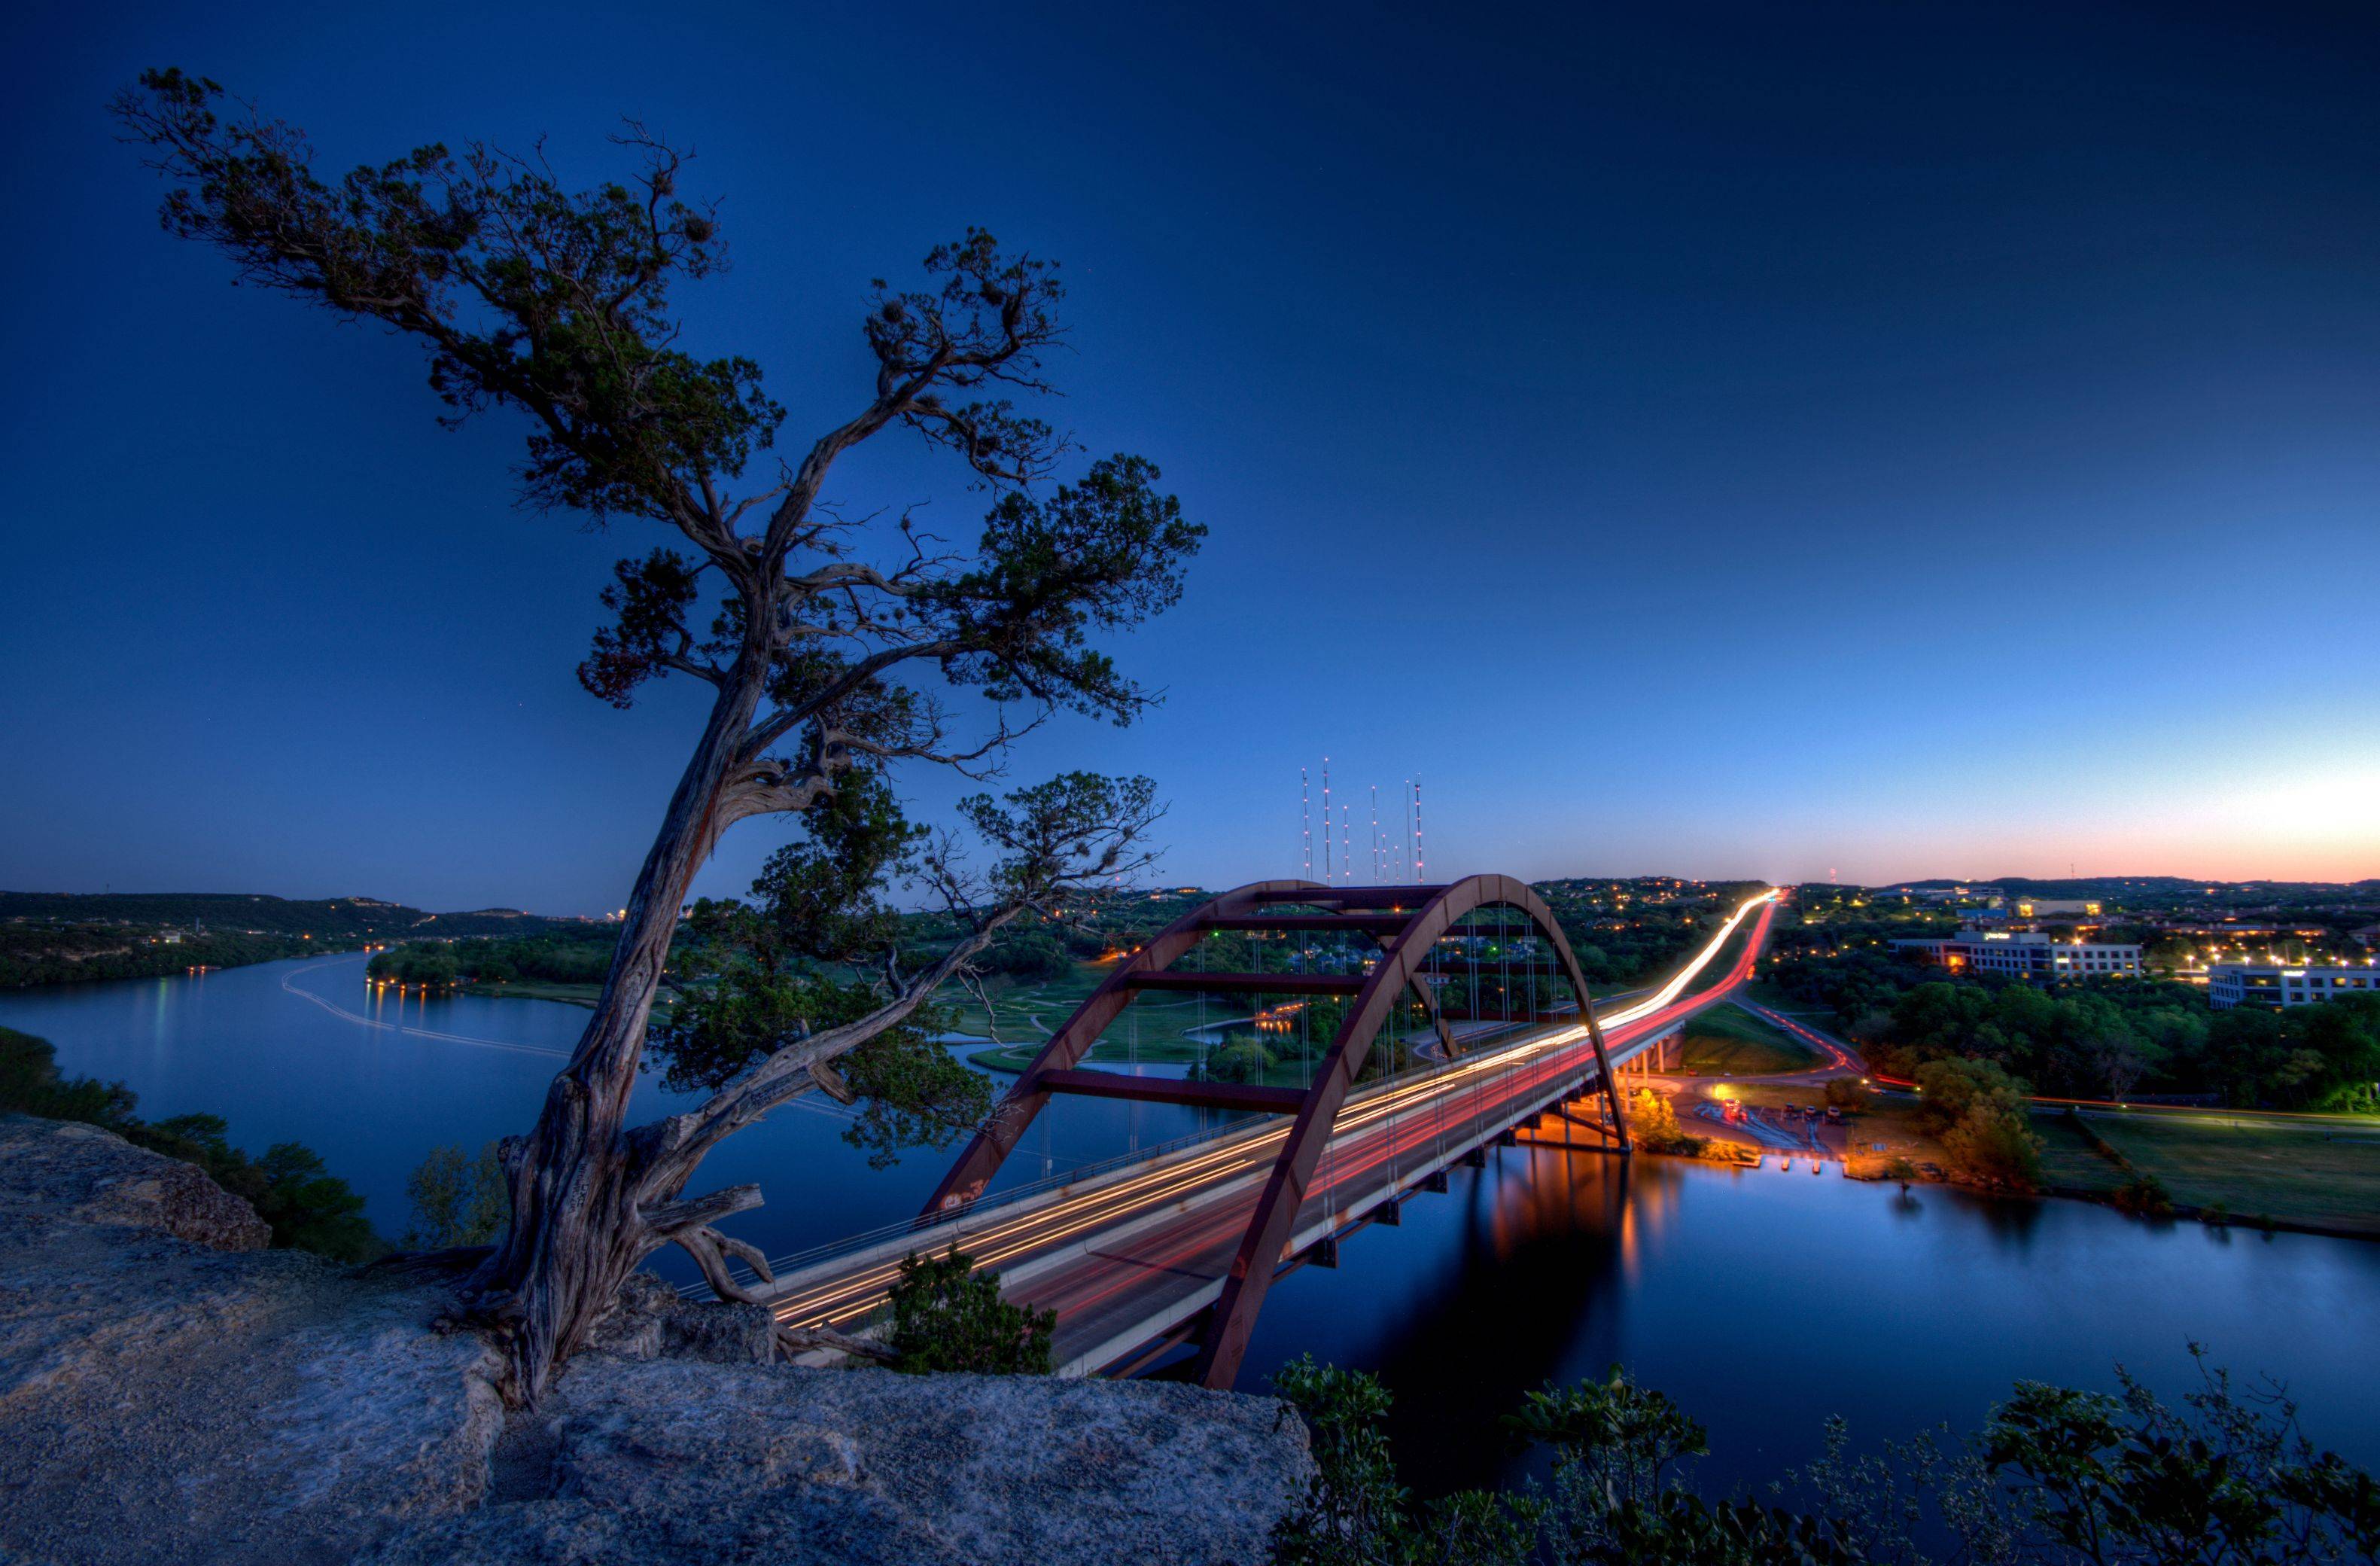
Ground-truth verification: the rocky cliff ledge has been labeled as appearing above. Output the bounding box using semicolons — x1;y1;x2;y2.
0;1115;1312;1564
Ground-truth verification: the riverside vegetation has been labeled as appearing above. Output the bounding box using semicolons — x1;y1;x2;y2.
1764;943;2380;1113
0;1025;377;1260
1268;1353;2380;1565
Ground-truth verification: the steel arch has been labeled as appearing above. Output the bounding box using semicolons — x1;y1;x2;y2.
923;874;1631;1388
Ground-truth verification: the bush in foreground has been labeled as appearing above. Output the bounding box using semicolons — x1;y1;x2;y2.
884;1247;1055;1375
403;1142;510;1250
1626;1089;1706;1156
1270;1348;2380;1565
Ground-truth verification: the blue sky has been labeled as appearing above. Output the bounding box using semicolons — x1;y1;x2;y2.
3;1;2375;911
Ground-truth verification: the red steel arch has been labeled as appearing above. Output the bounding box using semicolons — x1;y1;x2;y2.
924;873;1631;1388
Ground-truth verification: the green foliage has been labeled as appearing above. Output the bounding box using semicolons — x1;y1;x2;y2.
835;1026;993;1169
1980;1354;2380;1565
1915;1058;2044;1189
1773;947;2380;1114
1626;1089;1703;1155
1267;1353;2380;1566
930;455;1207;719
1270;1356;1406;1563
370;945;462;987
1203;1039;1280;1084
1506;1366;1710;1506
368;934;613;989
0;1028;381;1261
981;928;1070;980
2112;1172;2175;1218
649;959;886;1095
243;1141;381;1261
0;893;604;989
1824;1077;1873;1112
119;67;779;535
882;1248;1054;1376
403;1142;510;1249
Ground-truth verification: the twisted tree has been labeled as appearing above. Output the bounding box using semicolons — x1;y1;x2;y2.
117;69;1205;1402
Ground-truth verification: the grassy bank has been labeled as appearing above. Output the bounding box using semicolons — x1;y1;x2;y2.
1672;1004;1818;1075
464;978;608;1008
2042;1107;2380;1237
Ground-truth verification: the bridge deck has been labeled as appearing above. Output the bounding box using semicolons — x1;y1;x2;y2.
758;896;1775;1378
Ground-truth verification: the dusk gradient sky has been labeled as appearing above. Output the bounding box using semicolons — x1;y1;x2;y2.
4;2;2377;912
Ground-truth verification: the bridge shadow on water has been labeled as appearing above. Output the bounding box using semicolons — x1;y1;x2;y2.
1229;1143;1660;1497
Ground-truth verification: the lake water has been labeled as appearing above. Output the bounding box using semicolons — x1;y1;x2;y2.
6;953;2376;1495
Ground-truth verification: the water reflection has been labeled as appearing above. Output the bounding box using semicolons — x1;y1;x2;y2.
5;956;2376;1500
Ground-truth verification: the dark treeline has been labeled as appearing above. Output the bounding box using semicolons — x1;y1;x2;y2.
0;923;336;988
0;1026;379;1260
1542;879;1770;990
0;891;602;989
0;890;592;939
1768;949;2380;1112
367;933;619;989
1268;1351;2379;1565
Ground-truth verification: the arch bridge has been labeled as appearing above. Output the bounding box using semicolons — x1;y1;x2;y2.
752;876;1778;1388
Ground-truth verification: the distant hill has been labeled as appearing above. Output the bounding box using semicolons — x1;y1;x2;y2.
1870;876;2380;905
0;891;598;940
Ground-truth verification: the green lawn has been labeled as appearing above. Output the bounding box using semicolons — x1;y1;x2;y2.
465;979;608;1010
1672;1004;1818;1076
950;960;1291;1074
2068;1111;2380;1236
2032;1113;2129;1193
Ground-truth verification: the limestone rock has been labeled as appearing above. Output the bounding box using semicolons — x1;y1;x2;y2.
0;1117;507;1564
584;1268;777;1365
367;1355;1311;1566
0;1113;1313;1566
0;1114;270;1251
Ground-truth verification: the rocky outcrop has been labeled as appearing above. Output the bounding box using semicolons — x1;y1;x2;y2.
0;1114;1314;1565
366;1355;1307;1565
583;1268;777;1365
0;1115;507;1564
0;1114;270;1251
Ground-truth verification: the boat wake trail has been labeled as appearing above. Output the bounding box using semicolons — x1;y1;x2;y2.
274;955;863;1123
279;955;571;1059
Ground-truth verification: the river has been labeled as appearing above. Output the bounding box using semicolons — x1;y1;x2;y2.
5;952;2376;1497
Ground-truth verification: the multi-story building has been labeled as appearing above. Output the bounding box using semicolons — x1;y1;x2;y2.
2208;962;2380;1010
1890;928;2141;982
2014;897;2101;919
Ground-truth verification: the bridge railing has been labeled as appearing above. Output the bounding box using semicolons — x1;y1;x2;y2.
695;1007;1605;1303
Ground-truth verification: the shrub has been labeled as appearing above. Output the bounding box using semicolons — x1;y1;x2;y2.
1204;1039;1278;1084
0;1028;382;1262
403;1141;510;1249
1822;1077;1871;1112
1939;1101;2044;1190
1625;1089;1694;1153
2111;1172;2174;1218
884;1247;1055;1375
1269;1352;2380;1565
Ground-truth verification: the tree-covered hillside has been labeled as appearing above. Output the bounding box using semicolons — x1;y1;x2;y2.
0;892;604;989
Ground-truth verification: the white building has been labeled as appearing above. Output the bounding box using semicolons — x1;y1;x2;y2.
2208;962;2380;1010
1890;928;2141;982
2014;897;2102;919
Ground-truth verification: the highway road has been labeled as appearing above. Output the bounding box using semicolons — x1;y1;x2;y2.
762;891;1781;1376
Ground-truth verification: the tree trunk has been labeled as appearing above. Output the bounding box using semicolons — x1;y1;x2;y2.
468;654;768;1405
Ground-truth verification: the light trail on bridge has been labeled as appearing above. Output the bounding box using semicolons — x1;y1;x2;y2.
759;891;1780;1371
